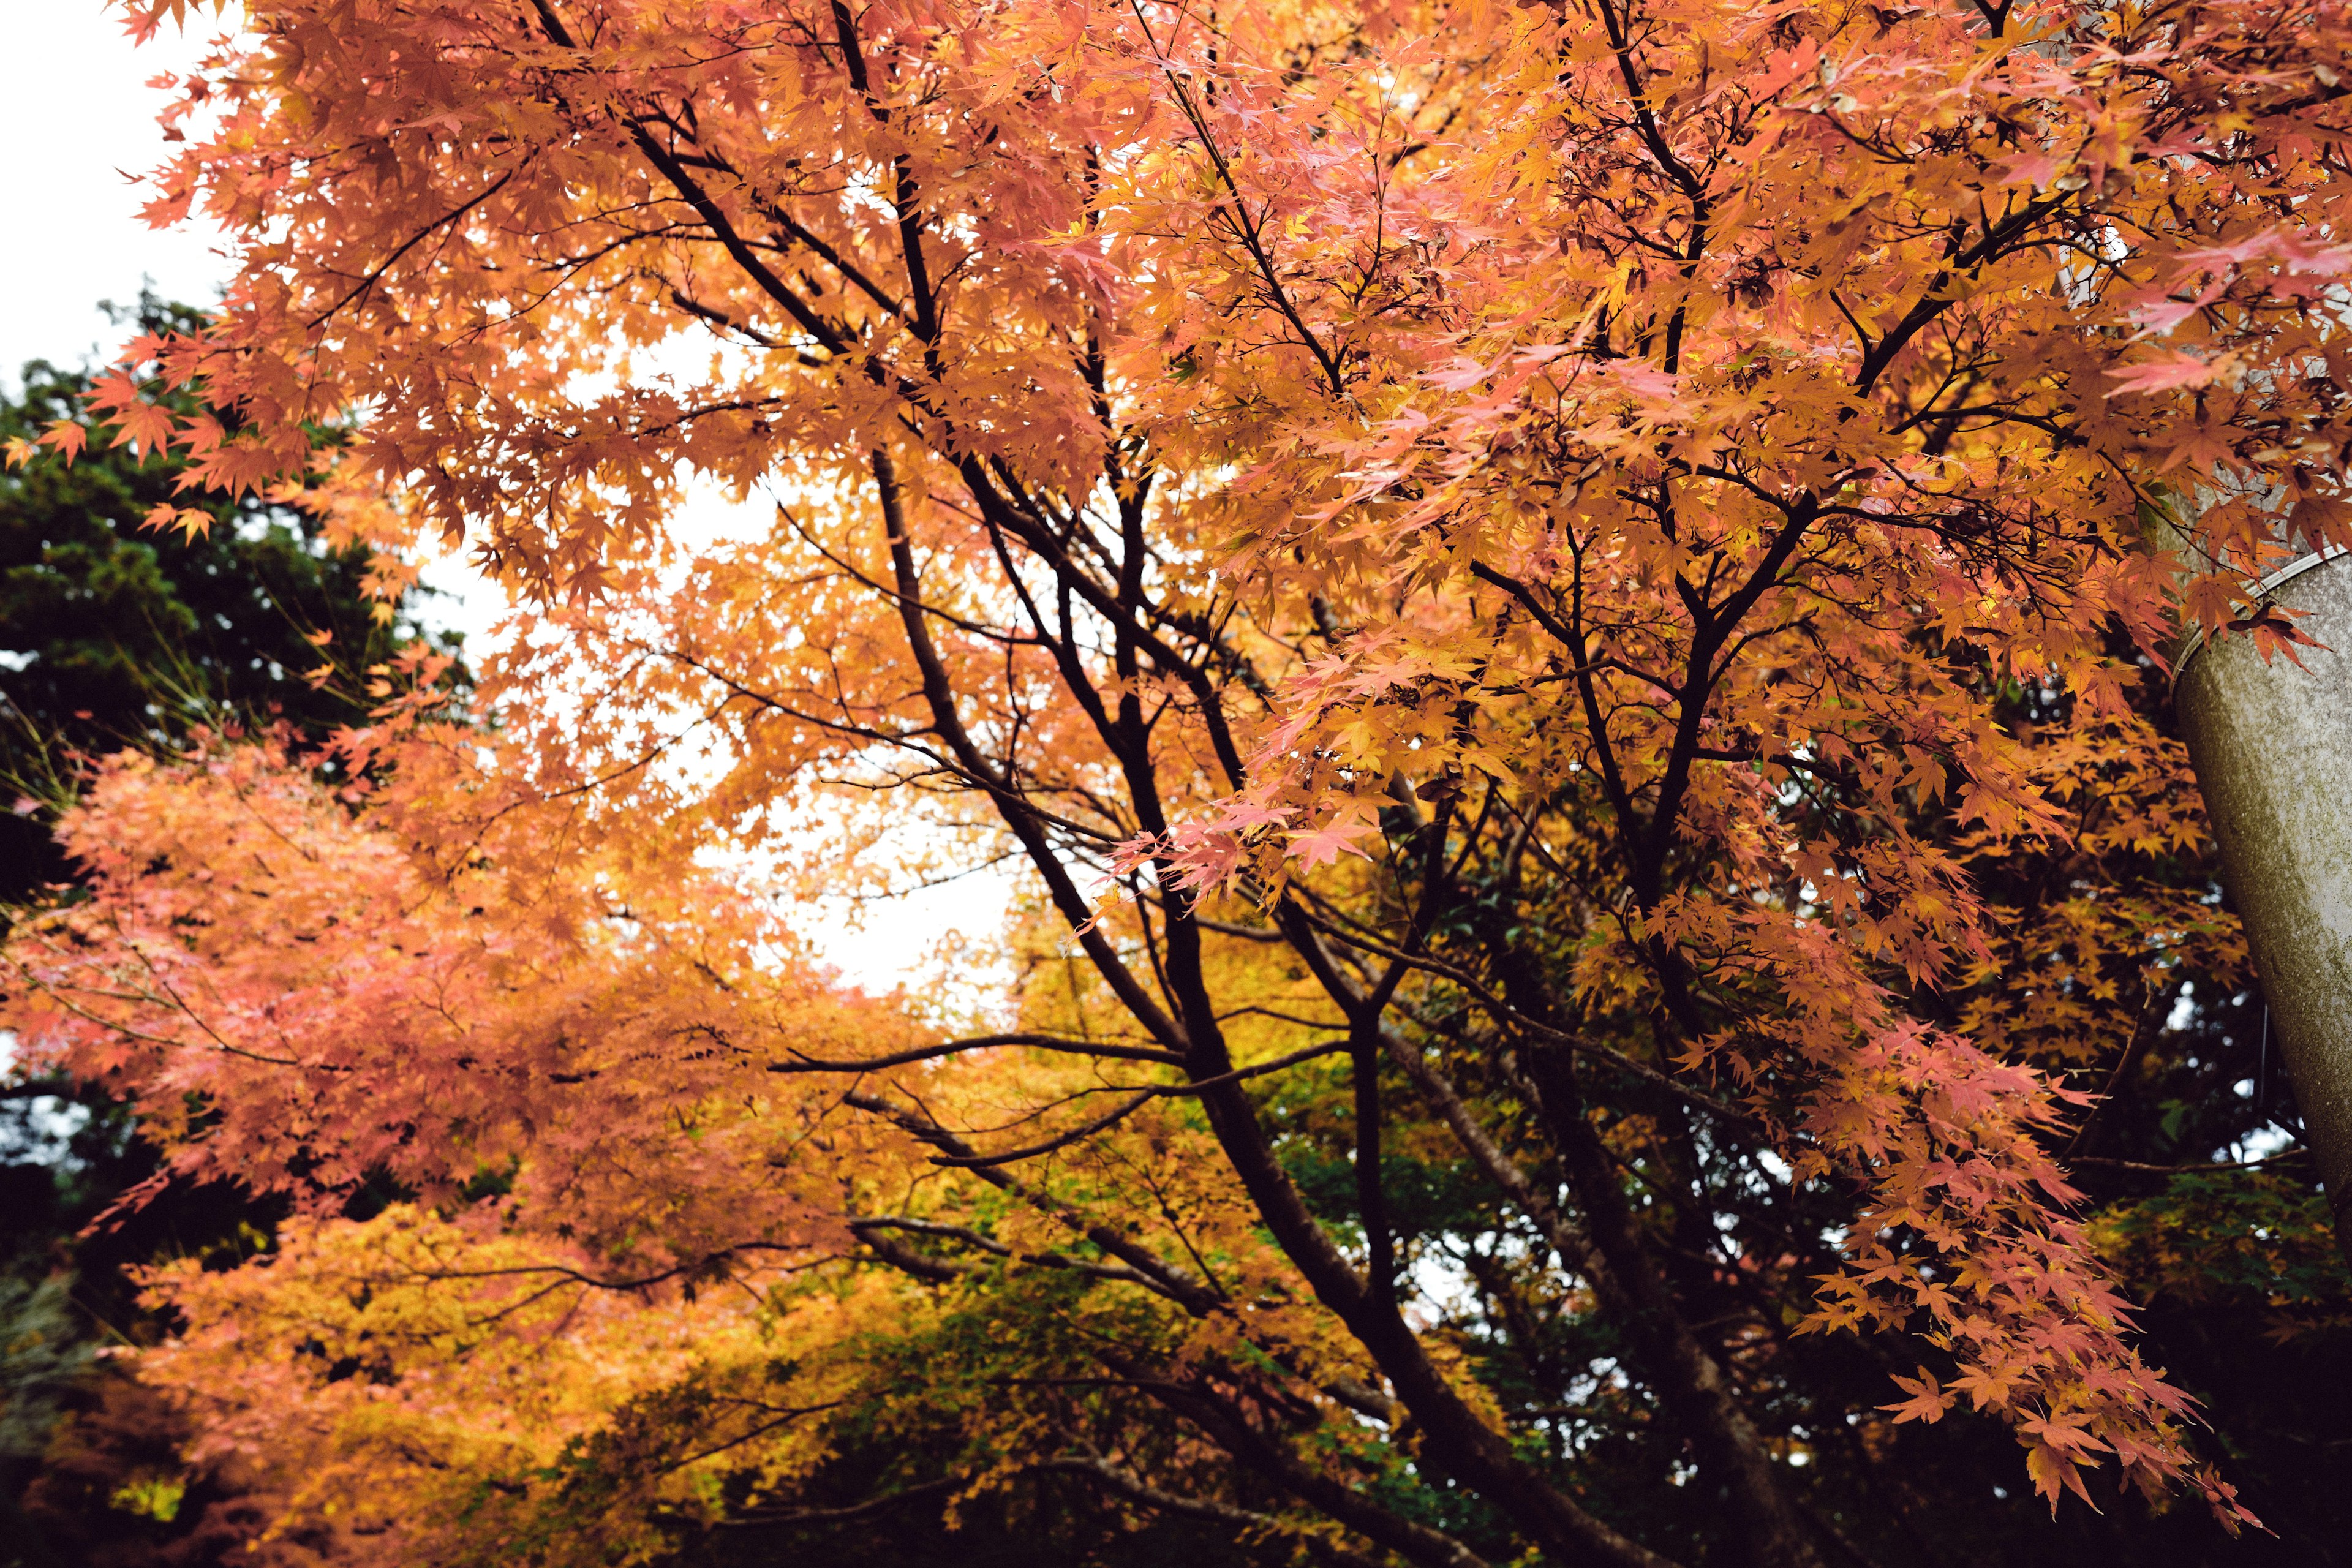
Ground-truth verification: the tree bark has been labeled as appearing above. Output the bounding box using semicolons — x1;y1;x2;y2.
2170;541;2352;1263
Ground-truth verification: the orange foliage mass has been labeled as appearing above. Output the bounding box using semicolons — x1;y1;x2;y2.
7;0;2350;1561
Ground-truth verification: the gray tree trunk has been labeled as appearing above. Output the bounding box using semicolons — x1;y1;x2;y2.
2171;541;2352;1261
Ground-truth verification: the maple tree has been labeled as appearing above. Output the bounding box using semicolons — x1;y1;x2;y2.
6;0;2352;1563
0;298;468;1568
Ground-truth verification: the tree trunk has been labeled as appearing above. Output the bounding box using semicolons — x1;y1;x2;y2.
2171;541;2352;1262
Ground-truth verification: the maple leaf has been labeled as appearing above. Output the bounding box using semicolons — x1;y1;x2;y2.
2236;607;2327;668
2104;352;2223;396
2156;423;2244;475
109;399;181;459
1288;812;1378;867
36;420;88;465
1881;1368;1950;1424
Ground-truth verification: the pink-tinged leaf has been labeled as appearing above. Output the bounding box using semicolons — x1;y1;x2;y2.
2125;299;2205;338
1608;360;1681;401
2104;353;2219;396
2000;149;2065;189
1208;799;1295;834
1105;831;1173;879
1425;356;1492;391
1288;816;1377;868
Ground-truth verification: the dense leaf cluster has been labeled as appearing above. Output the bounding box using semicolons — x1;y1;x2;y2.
5;4;2352;1568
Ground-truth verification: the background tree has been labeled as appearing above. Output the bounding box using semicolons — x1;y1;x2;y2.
5;3;2351;1568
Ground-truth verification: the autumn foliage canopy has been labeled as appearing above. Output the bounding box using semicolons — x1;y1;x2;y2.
7;0;2352;1562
